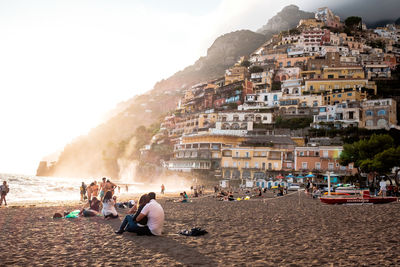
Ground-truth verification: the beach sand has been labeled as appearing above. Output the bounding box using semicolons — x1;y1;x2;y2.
1;191;400;266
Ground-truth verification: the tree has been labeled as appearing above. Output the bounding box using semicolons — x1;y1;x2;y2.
345;16;362;31
240;60;251;68
249;66;264;74
340;134;397;185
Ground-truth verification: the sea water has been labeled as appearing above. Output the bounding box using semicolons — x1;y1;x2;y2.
0;173;141;204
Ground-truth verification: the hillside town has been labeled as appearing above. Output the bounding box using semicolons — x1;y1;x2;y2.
139;7;400;187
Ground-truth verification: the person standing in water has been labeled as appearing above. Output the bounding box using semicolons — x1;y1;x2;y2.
80;182;87;201
161;184;165;194
92;181;99;199
0;181;9;206
99;177;107;200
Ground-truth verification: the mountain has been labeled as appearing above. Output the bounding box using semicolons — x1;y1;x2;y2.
151;30;267;94
256;5;314;37
39;30;268;178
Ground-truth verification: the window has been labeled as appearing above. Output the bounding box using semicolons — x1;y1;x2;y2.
378;110;386;116
287;163;292;168
366;110;373;116
264;95;268;101
323;151;329;158
245;162;249;168
334;85;340;89
235;151;239;157
320;85;325;90
245;152;250;158
274;163;279;169
328;74;334;79
224;161;229;167
255;162;259;168
261;152;266;157
302;162;308;169
347;93;352;96
273;95;278;101
300;151;304;156
338;94;342;97
310;85;314;90
287;61;291;67
315;162;321;169
328;163;334;170
233;162;237;167
366;120;374;126
268;163;272;170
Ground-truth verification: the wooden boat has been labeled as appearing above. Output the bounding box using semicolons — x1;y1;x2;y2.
320;190;397;205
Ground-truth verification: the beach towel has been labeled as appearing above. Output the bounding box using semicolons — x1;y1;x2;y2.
65;210;81;218
179;227;208;236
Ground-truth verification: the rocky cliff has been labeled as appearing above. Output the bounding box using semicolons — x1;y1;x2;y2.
256;5;314;36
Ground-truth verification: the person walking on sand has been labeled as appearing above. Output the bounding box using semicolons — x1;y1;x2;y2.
0;181;9;206
161;184;165;194
87;182;94;202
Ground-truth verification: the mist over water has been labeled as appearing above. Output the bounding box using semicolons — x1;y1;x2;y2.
0;171;193;204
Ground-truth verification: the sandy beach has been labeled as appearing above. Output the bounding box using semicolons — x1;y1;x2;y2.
1;191;400;266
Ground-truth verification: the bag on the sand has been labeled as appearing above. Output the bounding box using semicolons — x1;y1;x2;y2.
179;227;208;236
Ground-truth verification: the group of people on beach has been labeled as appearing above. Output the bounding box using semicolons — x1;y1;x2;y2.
79;177;118;203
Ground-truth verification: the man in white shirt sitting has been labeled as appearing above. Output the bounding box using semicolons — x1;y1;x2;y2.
379;179;387;197
116;192;165;236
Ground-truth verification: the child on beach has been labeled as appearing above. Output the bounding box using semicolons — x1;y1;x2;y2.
0;181;9;206
101;191;118;219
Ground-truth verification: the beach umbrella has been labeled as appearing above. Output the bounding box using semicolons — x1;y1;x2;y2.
305;174;314;178
276;175;284;179
286;174;294;178
296;175;304;179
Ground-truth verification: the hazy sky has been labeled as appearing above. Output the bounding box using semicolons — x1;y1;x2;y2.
0;0;397;175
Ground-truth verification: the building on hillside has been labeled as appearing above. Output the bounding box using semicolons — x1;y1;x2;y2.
364;64;391;79
294;145;351;175
281;79;303;95
360;98;397;129
315;7;342;28
312;102;361;128
211;111;274;136
274;67;301;81
298;19;324;29
221;136;296;181
323;88;369;105
225;65;250;85
166;134;245;172
250;70;274;92
213;80;253;109
238;91;283;111
299;28;330;47
306;52;341;70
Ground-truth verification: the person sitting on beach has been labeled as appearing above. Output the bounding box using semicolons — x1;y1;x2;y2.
228;191;235;201
0;181;9;206
101;191;118;219
128;192;164;236
79;197;102;217
179;192;189;203
115;194;150;235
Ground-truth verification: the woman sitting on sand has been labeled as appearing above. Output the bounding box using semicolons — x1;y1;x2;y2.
101;191;118;219
79;197;102;217
115;194;150;235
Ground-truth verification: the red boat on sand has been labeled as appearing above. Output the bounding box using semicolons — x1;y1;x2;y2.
320;190;398;205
